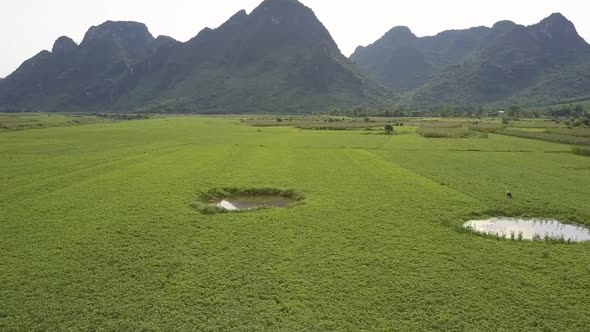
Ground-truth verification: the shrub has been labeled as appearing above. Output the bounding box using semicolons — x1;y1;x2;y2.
384;124;394;135
417;126;485;138
547;128;590;138
572;147;590;157
468;123;505;133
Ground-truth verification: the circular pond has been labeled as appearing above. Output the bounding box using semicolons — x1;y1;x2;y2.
212;195;296;211
464;217;590;242
191;187;304;214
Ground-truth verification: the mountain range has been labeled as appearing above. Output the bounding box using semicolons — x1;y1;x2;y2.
352;13;590;107
0;0;589;113
0;0;382;113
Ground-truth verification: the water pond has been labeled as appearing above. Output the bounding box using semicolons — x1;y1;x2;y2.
464;217;590;242
212;195;296;211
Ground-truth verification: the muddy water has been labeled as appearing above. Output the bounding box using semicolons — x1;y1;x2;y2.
464;217;590;242
213;195;296;211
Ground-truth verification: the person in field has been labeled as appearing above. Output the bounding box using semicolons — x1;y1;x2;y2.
507;191;513;199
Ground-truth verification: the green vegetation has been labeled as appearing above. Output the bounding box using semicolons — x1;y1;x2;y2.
0;113;111;131
547;128;590;138
538;99;590;114
572;147;590;157
417;122;488;138
384;124;394;135
243;116;411;131
466;118;590;146
494;128;590;146
1;115;589;330
417;126;480;138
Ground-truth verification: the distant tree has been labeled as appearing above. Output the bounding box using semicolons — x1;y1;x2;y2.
276;117;283;123
507;105;521;118
520;110;532;118
364;117;371;122
441;107;453;118
394;106;408;117
573;104;584;118
476;107;485;118
353;107;365;117
384;124;394;135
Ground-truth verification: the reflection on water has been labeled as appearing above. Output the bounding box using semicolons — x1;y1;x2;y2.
464;217;590;242
213;195;296;211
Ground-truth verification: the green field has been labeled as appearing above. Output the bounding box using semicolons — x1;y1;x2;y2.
1;116;590;330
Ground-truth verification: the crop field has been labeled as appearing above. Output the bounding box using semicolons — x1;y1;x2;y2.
1;116;590;330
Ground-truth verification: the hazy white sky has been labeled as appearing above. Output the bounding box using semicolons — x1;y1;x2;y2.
1;0;588;77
